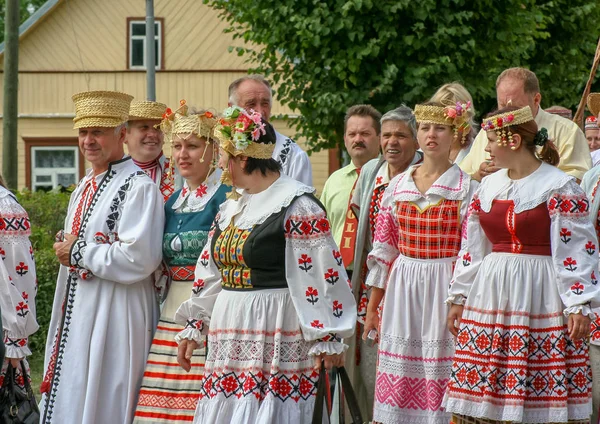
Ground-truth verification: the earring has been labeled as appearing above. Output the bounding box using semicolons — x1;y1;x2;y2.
510;145;517;151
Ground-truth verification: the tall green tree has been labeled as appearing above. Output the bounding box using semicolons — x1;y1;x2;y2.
205;0;600;151
0;0;46;43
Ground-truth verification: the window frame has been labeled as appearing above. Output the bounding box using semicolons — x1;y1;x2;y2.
24;138;85;190
126;17;165;70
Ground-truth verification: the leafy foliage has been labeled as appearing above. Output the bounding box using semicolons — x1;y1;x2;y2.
0;0;46;44
15;188;71;358
204;0;600;151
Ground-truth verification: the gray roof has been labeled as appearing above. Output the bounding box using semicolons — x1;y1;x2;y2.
0;0;61;56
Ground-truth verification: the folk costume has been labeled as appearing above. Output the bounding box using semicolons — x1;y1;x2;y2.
460;107;591;181
580;159;600;424
274;130;313;187
175;107;356;423
134;104;230;423
366;103;477;424
346;151;423;418
444;107;600;424
0;186;38;392
40;91;165;424
128;100;175;202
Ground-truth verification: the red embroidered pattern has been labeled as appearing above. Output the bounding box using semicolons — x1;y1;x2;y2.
200;369;319;402
170;265;196;282
159;159;175;202
375;373;449;411
448;318;591;408
369;184;387;239
547;193;589;217
505;202;523;253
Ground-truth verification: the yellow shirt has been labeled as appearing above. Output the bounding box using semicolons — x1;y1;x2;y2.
320;163;359;249
459;108;592;180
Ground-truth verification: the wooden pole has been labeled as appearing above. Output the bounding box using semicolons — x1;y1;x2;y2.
573;38;600;129
145;0;156;101
2;0;19;189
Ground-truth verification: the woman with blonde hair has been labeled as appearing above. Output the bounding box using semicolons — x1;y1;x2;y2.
364;101;477;423
429;82;477;165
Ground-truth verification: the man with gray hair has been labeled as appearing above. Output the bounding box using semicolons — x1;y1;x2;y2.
228;75;313;186
346;105;422;420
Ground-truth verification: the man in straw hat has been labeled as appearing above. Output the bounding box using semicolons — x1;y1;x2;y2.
40;90;165;424
126;100;175;202
460;67;591;182
228;74;314;186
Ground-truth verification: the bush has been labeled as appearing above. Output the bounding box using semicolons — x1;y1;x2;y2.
15;189;71;359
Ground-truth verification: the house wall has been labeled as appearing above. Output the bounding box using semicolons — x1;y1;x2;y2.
0;0;329;192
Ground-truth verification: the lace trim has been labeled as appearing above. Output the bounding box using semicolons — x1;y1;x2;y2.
307;341;348;356
171;169;223;212
478;163;573;214
391;164;471;202
218;177;314;230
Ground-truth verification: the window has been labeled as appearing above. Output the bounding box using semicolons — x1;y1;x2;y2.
31;147;80;191
24;139;85;191
128;18;163;70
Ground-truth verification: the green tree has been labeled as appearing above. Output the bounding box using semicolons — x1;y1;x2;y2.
205;0;600;151
0;0;46;44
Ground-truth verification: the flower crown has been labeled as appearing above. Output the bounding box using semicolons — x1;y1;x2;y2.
159;99;216;142
414;102;473;145
219;106;266;150
215;106;274;159
481;106;534;147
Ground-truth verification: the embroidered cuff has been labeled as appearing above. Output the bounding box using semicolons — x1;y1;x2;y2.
563;303;594;319
446;294;467;306
308;341;348;356
3;335;31;358
174;318;205;345
70;239;88;268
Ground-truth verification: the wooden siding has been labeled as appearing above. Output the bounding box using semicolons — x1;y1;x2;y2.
12;0;249;71
0;116;328;193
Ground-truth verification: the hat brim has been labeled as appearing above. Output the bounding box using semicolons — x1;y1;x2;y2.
587;93;600;117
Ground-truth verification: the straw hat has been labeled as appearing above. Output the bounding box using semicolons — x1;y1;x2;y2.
72;90;133;129
129;100;167;121
587;93;600;117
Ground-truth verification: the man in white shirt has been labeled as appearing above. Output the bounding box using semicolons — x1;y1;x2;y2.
228;75;313;186
460;67;591;182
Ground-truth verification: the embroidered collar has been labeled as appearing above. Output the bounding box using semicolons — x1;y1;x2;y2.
171;168;223;212
390;163;470;201
133;152;163;170
217;174;314;230
477;162;573;214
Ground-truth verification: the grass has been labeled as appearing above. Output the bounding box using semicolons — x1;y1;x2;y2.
28;353;45;393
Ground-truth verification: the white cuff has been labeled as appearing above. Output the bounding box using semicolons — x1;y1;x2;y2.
365;263;389;289
445;294;467;306
308;341;348;356
174;327;205;346
563;304;594;319
4;336;31;358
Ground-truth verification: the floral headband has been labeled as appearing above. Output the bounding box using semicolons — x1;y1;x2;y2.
481;106;534;147
414;102;473;145
215;106;275;159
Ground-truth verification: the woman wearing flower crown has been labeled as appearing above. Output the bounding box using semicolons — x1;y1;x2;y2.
444;105;600;424
133;102;230;423
429;82;477;165
174;106;356;423
363;101;478;423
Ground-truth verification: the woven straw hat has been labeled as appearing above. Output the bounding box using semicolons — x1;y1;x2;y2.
72;90;133;129
129;100;167;121
587;93;600;118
